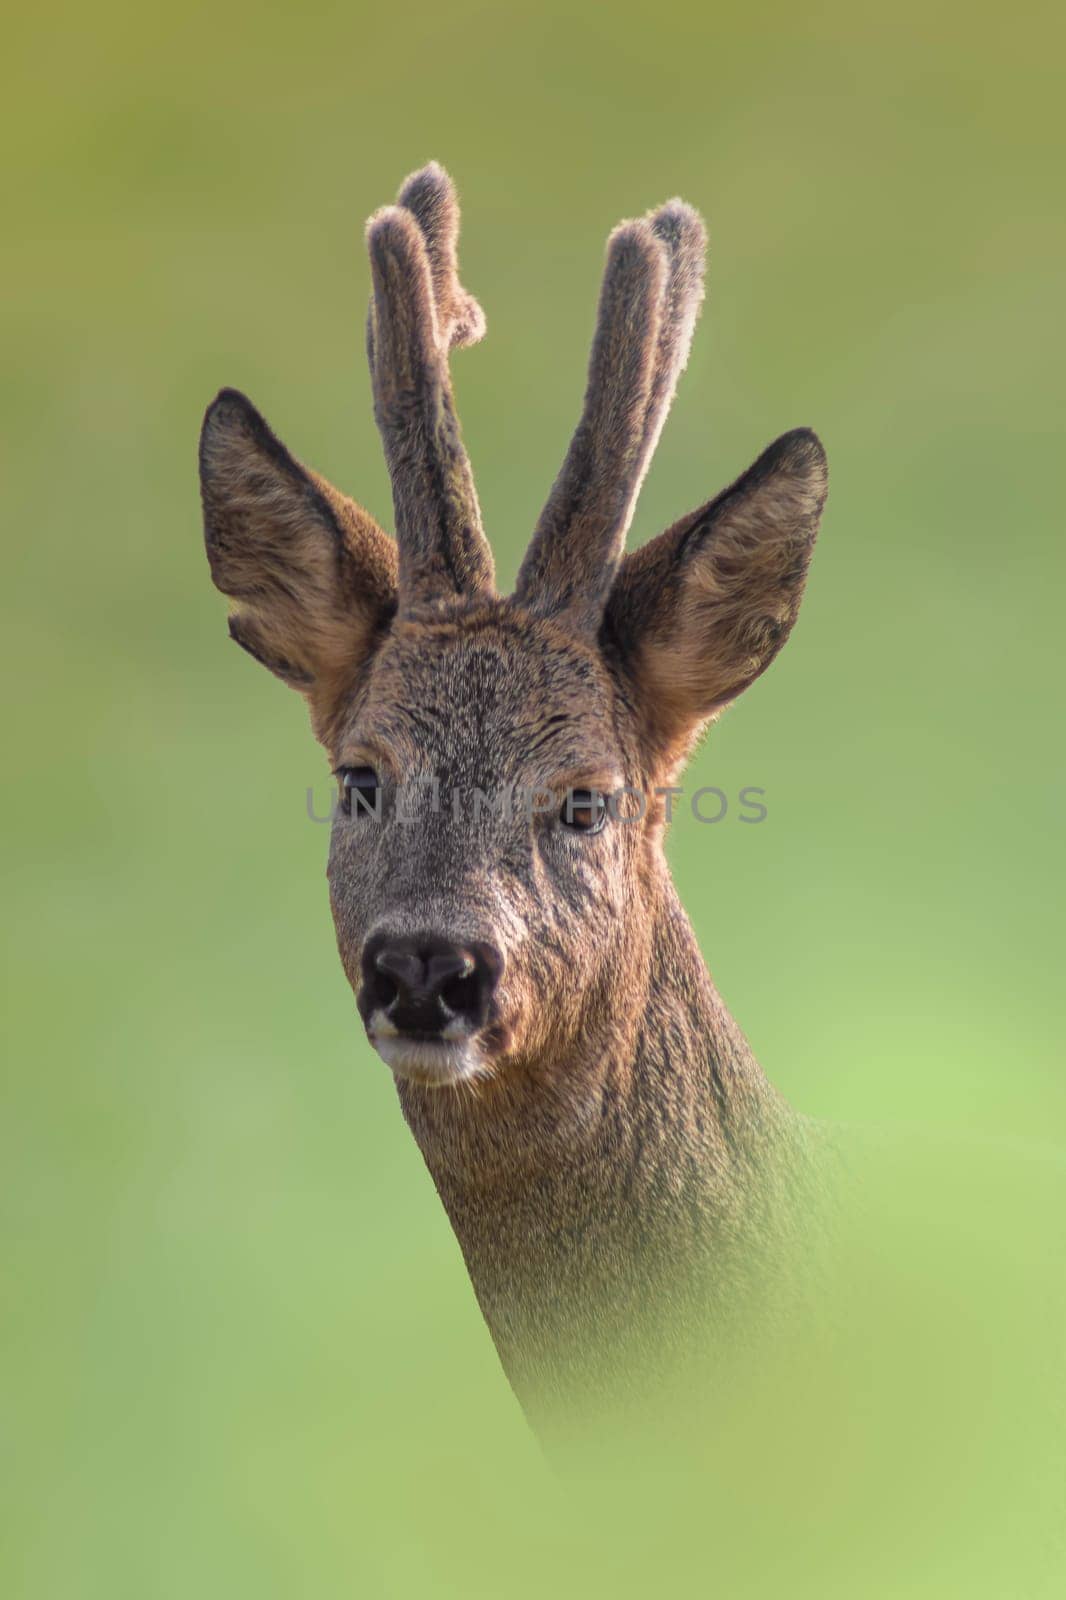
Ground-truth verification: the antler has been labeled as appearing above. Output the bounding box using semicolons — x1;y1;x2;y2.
366;163;495;609
514;199;706;633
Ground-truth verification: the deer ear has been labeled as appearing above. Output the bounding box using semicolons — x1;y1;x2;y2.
603;429;827;765
199;389;397;731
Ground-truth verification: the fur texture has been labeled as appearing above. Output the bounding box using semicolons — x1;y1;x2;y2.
197;163;830;1418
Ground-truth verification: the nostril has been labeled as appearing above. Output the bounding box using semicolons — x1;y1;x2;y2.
372;947;425;1007
440;971;479;1018
368;968;400;1012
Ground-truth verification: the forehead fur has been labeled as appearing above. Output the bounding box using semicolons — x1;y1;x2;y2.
334;599;627;781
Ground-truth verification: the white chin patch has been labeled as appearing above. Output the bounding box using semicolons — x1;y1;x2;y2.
370;1026;487;1088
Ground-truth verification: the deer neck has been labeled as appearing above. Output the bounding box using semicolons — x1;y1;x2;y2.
395;872;797;1398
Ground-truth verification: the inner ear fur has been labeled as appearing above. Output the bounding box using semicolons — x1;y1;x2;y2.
602;428;827;766
199;388;398;733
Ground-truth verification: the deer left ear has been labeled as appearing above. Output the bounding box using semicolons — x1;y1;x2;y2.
199;389;398;738
603;428;827;764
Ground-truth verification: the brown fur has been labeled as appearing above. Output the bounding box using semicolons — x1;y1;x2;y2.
198;163;830;1420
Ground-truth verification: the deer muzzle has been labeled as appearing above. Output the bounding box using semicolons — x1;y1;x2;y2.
357;931;504;1086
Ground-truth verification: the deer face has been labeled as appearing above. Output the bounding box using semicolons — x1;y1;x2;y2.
200;163;827;1091
325;610;639;1085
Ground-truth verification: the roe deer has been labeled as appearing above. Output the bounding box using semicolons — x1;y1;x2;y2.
199;163;829;1416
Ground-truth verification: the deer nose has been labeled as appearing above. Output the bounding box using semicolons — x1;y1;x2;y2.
360;933;502;1038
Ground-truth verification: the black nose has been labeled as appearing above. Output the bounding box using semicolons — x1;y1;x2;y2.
360;933;502;1038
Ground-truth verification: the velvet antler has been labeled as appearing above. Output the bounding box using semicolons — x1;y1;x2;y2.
366;163;495;609
514;200;706;634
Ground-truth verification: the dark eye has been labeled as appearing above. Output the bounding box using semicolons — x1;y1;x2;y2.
560;788;608;835
338;765;381;818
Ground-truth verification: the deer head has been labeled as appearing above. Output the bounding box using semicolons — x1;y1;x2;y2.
200;163;827;1098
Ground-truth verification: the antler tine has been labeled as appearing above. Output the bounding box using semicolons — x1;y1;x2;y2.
639;199;706;473
396;162;487;351
514;198;707;633
366;164;494;609
514;221;667;631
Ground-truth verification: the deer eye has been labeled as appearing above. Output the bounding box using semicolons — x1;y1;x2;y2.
338;765;381;818
560;788;608;835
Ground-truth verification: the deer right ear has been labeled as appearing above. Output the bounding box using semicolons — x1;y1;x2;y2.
603;428;828;770
199;389;397;729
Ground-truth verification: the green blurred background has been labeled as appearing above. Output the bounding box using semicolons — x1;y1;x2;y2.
3;1;1064;1594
